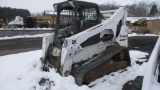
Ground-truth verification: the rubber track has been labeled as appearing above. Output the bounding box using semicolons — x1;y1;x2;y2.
73;45;127;85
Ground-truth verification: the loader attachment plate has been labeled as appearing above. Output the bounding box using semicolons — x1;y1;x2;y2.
71;45;130;85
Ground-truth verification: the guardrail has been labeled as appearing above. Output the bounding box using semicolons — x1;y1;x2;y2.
0;30;53;37
142;35;160;90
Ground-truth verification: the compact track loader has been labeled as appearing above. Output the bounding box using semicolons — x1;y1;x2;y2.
41;0;131;86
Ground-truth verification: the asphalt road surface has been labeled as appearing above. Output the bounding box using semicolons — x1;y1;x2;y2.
0;38;42;56
0;36;159;59
128;36;158;60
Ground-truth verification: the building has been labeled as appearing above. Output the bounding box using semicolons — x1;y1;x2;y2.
147;19;160;35
44;10;57;27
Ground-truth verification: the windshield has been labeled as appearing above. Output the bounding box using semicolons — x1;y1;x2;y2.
82;8;97;21
59;9;74;29
56;8;75;43
55;5;99;44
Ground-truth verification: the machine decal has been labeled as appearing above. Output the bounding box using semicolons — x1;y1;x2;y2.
119;35;127;41
120;39;126;41
119;35;127;38
72;39;77;44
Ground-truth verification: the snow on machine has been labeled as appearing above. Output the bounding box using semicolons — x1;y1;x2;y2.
41;0;131;86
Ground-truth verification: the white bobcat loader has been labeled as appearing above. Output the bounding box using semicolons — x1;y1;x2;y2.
41;0;131;86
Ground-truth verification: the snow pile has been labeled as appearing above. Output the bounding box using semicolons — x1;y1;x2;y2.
0;33;53;40
0;50;148;90
8;16;23;25
0;50;83;90
128;33;158;37
89;63;146;90
129;50;149;62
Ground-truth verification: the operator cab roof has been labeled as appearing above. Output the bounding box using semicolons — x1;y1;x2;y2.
54;0;99;11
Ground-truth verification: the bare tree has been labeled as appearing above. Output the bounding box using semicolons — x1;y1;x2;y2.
31;12;43;17
99;2;119;11
99;1;159;17
127;1;149;17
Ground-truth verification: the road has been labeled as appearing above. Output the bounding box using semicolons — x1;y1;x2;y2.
0;36;158;58
0;38;42;56
128;36;158;60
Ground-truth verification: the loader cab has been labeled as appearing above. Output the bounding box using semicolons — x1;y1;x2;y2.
53;0;101;47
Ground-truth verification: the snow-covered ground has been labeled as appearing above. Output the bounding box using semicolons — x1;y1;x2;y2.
0;33;53;40
0;49;148;90
0;33;158;90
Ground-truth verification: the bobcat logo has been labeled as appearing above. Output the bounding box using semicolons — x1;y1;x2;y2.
119;35;127;38
72;39;77;44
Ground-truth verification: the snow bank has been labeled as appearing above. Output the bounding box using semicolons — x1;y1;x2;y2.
16;28;53;30
0;33;53;40
89;63;146;90
0;50;85;90
129;33;158;37
0;49;148;90
0;28;53;30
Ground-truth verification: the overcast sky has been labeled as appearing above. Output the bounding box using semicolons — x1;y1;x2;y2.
0;0;159;13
